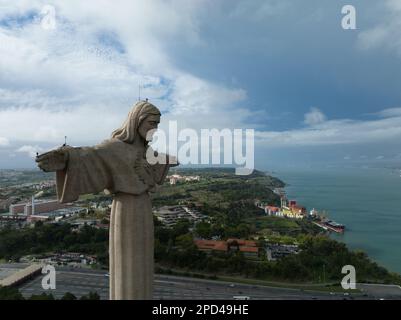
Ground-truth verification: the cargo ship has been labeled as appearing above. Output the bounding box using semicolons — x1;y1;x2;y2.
321;220;345;233
310;209;345;233
313;220;345;234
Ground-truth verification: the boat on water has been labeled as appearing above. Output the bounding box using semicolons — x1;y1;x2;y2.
310;208;345;233
324;220;345;233
313;220;345;233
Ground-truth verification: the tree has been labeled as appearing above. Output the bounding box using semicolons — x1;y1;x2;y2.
155;226;171;244
0;286;25;300
171;219;191;239
88;291;100;300
34;221;44;228
29;292;55;300
175;233;194;250
195;222;211;239
61;292;77;300
80;291;100;300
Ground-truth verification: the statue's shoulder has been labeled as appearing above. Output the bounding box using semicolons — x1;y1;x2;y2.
94;139;139;162
96;138;128;150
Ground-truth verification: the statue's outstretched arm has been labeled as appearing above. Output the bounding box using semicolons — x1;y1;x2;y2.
35;146;71;172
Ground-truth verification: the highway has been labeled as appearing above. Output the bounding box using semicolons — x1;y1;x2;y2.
2;263;399;300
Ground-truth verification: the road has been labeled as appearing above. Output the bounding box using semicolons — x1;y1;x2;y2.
1;263;398;300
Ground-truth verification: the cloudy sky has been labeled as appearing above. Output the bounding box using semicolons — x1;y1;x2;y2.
1;0;401;169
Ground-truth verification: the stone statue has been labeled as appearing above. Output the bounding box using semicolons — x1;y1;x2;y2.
35;101;178;300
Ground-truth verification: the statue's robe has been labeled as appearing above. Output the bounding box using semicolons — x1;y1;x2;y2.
55;138;171;300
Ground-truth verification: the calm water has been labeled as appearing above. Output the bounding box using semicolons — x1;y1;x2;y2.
270;167;401;275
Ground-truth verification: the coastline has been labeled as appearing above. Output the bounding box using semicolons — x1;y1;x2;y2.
270;166;401;275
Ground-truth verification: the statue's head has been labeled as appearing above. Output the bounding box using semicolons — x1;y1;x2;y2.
111;100;161;144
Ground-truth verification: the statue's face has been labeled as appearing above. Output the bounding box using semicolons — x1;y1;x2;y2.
138;114;160;141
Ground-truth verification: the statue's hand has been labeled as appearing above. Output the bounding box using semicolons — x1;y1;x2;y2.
35;147;69;172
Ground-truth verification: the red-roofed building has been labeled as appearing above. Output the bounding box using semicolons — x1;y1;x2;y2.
289;205;306;214
214;242;228;252
194;240;227;252
227;238;257;247
239;246;259;257
265;206;280;215
194;239;260;257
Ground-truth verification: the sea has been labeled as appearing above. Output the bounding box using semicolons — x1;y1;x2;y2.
268;166;401;275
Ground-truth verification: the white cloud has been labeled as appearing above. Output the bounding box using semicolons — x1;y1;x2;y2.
1;0;401;167
16;145;44;158
358;0;401;55
375;107;401;118
303;107;326;126
0;137;9;146
0;104;125;144
358;26;389;50
229;0;289;21
256;107;401;147
0;0;253;151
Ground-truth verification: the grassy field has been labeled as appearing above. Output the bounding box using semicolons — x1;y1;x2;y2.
244;216;302;242
252;216;300;230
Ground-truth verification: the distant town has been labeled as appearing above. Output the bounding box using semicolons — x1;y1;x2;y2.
0;171;301;264
257;188;346;234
